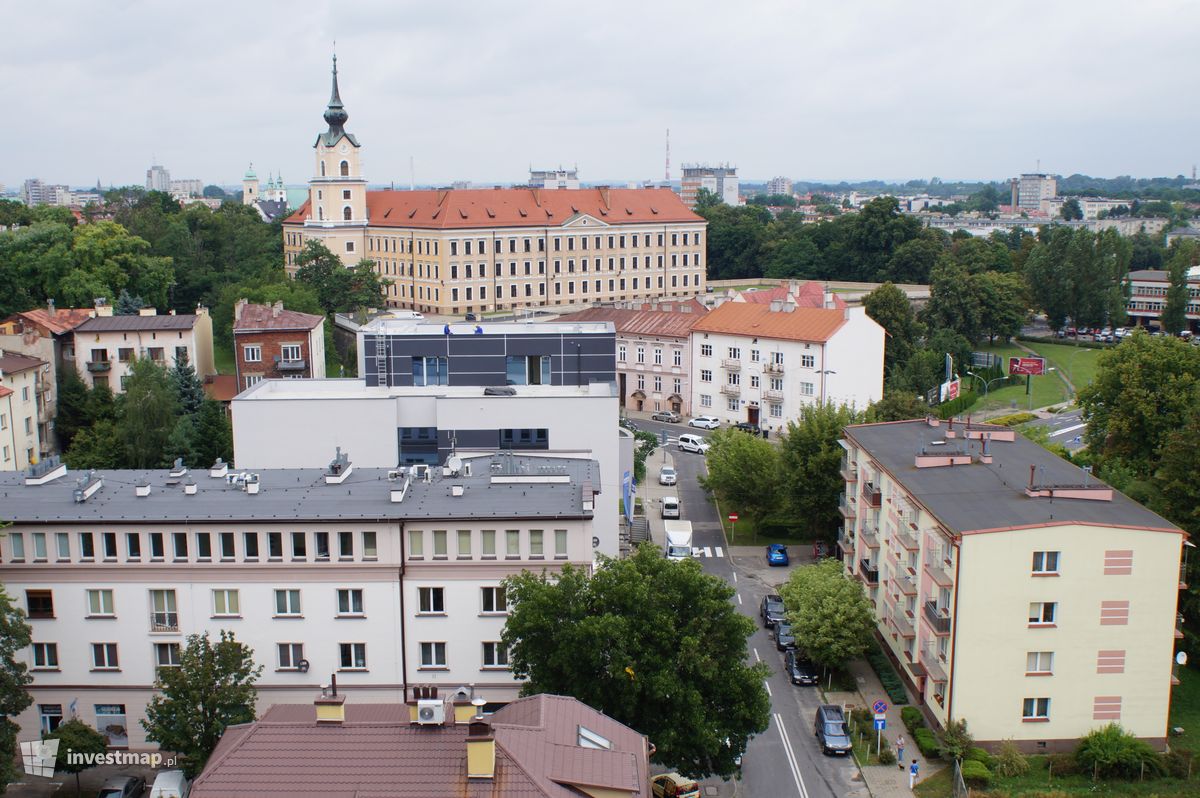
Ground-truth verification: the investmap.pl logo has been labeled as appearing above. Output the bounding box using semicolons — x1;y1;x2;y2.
19;739;173;777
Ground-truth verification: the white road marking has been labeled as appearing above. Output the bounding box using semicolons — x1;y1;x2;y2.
1050;422;1086;438
691;546;723;558
775;712;811;798
764;680;772;697
715;546;724;558
753;648;761;662
737;593;743;605
732;572;738;583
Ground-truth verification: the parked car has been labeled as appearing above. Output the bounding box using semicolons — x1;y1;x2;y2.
651;410;681;423
785;649;820;686
658;466;677;486
734;421;762;434
97;776;146;798
677;434;710;454
149;771;190;798
619;418;639;433
661;495;680;519
687;416;720;430
774;622;796;651
651;773;700;798
464;313;478;322
814;705;853;755
766;543;789;566
760;594;786;628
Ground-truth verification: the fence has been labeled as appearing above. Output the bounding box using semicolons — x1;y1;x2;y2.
952;759;969;798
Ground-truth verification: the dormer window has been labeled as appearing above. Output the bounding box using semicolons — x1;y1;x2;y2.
577;725;611;749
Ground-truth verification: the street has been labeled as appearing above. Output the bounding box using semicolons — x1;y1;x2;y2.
636;416;867;798
1022;408;1087;452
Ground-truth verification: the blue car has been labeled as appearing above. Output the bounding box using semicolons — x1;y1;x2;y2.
767;544;789;566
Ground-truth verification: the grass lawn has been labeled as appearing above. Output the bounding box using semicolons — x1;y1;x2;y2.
1170;666;1200;752
973;343;1071;413
1021;340;1103;395
916;756;1197;797
720;515;808;547
214;342;235;375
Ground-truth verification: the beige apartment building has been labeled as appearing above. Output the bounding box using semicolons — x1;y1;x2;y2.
0;352;48;470
282;60;707;316
840;418;1186;751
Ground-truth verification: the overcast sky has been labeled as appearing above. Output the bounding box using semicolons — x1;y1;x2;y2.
8;0;1199;190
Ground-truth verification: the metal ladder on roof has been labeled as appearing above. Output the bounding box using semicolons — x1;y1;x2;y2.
372;335;389;386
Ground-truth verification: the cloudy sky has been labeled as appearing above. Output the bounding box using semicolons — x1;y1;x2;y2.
8;0;1199;189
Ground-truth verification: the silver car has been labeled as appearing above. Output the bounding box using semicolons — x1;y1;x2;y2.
659;466;677;486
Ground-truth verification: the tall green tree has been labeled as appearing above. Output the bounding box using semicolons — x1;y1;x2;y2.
294;241;388;314
778;559;875;668
922;259;983;343
1161;241;1197;335
779;404;863;538
973;270;1028;343
54;367;91;453
168;352;206;415
699;428;782;539
46;718;108;796
502;546;770;779
1023;227;1074;330
885;234;945;284
864;282;921;374
114;288;146;315
1059;197;1083;220
118;359;179;468
63;420;123;470
0;584;33;792
141;631;262;778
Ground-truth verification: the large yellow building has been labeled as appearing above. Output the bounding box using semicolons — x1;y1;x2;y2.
839;417;1187;751
282;60;708;316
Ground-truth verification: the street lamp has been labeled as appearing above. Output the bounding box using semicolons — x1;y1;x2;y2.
964;370;1007;397
817;369;836;404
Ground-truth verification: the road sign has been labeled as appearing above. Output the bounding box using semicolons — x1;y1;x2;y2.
873;700;888;714
938;378;960;403
874;718;886;731
728;513;739;522
660;430;668;446
1008;356;1046;376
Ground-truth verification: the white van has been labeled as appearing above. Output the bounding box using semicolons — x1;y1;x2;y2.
661;495;680;519
664;520;693;561
677;434;710;454
149;770;190;798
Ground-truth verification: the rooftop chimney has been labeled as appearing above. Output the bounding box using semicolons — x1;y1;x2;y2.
94;298;113;317
315;675;346;724
234;298;247;324
769;299;783;312
272;300;284;318
326;447;353;484
210;458;229;478
466;717;496;780
823;288;835;309
138;307;156;317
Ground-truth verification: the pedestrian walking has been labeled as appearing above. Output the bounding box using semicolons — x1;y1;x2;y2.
896;735;905;768
909;759;919;789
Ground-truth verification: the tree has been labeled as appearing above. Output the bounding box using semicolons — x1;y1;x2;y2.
502;546;770;779
922;259;982;344
777;559;874;668
54;367;91;453
63;420;123;469
865;393;928;422
693;188;723;212
294;241;388;314
864;282;921;374
1161;241;1197;335
118;358;179;468
972;270;1027;343
0;584;33;792
114;288;146;315
938;719;975;761
1059;198;1083;220
700;428;782;538
885;235;944;284
169;351;205;415
202;185;227;199
141;631;263;777
46;718;108;796
1022;227;1074;330
189;400;234;469
779;404;863;538
631;429;658;484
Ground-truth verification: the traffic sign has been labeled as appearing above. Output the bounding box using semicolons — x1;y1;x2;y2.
728;513;739;522
1008;356;1046;376
874;718;886;731
872;700;888;714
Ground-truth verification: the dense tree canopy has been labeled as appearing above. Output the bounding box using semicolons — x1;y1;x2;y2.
778;559;875;668
700;428;782;534
0;584;33;792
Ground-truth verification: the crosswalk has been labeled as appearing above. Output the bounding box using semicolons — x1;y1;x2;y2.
691;546;725;558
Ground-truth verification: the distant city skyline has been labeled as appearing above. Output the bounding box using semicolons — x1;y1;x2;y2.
7;0;1199;189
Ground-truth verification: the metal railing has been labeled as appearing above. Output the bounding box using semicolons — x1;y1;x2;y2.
839;456;858;481
86;360;112;373
720;383;741;396
923;600;952;635
924;555;954;587
859;560;879;584
861;481;881;507
838;494;857;518
150;612;179;632
721;358;741;371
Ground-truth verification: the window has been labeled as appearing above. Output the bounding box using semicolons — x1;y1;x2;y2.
408;530;424;558
339;643;367;670
1028;602;1057;625
79;533;94;560
482;642;509;669
362;531;377;560
150;590;177;631
530;530;544;557
268;532;283;559
1022;697;1050;721
275;589;302;616
339;160;349;176
770;377;784;391
505;354;551;385
243;345;262;363
1026;651;1054;675
213;532;232;559
26;590;53;619
700;394;712;407
772;352;785;365
292;532;307;559
500;428;549;450
481;530;496;558
700;344;712;357
166;532;185;560
800;382;815;396
673;349;682;367
418;587;445;614
32;643;59;669
126;532;141;560
315;532;330;560
618;345;626;362
637;375;645;390
727;347;741;359
555;529;568;558
750;375;759;388
750;349;760;363
33;532;48;560
727;397;739;412
432;530;448;558
801;354;815;368
1032;551;1060;574
728;372;740;386
654;376;662;392
457;530;471;558
39;704;63;735
278;643;305;670
482;586;507;614
8;532;24;560
636;346;645;363
213;589;240;617
338;531;354;559
280;344;302;362
92;643;119;670
506;530;520;558
578;726;612;749
654;348;663;365
700;369;712;383
155;643;181;668
412;356;448;386
420;642;447;668
87;589;114;617
337;589;364;615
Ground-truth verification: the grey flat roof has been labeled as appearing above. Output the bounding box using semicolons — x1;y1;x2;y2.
233;377;617;401
0;454;599;524
845;420;1178;534
75;314;199;332
360;318;615;336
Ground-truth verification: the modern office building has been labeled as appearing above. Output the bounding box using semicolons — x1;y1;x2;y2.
146;164;171;192
839;418;1187;750
680;164;739;208
233;300;326;388
73;307;215;393
1125;268;1200;332
1013;173;1057;211
529;168;581;190
281;60;707;314
1;452;599;747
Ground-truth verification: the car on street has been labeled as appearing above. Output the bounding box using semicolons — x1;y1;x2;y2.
814;705;853;756
651;410;681;423
619;418;639;433
760;594;785;628
774;622;796;651
734;421;762;434
464;312;478;322
785;649;820;686
677;434;710;454
766;543;789;566
687;415;720;429
658;466;677;485
650;773;700;798
98;776;147;798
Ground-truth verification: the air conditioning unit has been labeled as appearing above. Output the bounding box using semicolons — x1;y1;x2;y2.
416;699;445;725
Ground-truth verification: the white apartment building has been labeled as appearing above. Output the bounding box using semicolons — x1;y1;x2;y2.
688;297;884;428
1125;267;1200;331
0;452;599;748
74;308;215;392
231;379;622;558
680;164;739;209
840;418;1186;750
146;164;171;192
0;352;47;470
1015;173;1057;210
766;176;793;197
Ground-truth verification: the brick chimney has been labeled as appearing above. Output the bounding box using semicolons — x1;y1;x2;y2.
466;717;495;779
234;298;248;325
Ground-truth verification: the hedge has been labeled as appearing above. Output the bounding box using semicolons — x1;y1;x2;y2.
864;644;909;705
937;389;980;420
960;760;992;787
913;727;941;758
901;706;925;733
965;747;994;768
987;412;1037;427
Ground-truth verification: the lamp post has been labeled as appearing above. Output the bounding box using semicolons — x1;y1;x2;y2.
817;369;836;404
963;370;1007;398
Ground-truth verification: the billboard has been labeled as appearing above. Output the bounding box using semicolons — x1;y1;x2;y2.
1008;356;1046;376
939;378;961;403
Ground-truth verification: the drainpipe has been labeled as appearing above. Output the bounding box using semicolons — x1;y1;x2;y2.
398;520;409;701
945;539;962;728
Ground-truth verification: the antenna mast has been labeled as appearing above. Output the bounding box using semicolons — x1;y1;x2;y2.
665;128;671;183
410;156;415;191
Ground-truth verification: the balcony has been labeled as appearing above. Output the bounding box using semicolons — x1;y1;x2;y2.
720;383;741;396
838;494;857;520
922;645;948;683
894;572;918;596
924;556;955;588
891;610;916;639
86;360;112;373
763;389;785;402
276;359;308;372
861;481;881;508
894;527;919;551
840;457;858;482
923;601;952;635
1177;613;1186;640
838;532;855;556
764;361;784;374
859;524;880;548
150;612;179;633
721;358;741;371
859;560;879;584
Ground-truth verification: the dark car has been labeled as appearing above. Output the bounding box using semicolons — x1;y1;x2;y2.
774;622;796;651
760;594;785;628
734;421;761;434
814;705;853;756
97;776;146;798
464;313;478;322
785;649;820;686
619;418;639;433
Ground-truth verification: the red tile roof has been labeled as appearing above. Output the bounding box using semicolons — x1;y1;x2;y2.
284;187;703;230
0;351;47;374
203;375;239;403
555;301;709;339
0;386;12;399
740;282;847;309
690;301;847;343
233;302;324;332
8;307;95;336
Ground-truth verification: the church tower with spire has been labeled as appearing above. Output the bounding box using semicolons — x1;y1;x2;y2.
307;55;368;261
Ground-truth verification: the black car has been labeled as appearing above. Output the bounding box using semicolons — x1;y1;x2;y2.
785;649;820;685
465;312;478;322
774;622;796;651
760;594;785;628
619;418;639;433
734;421;761;434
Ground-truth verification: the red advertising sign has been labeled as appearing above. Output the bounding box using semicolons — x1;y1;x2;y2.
1008;356;1046;376
728;513;739;522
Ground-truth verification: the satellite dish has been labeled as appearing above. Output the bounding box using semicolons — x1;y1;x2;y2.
297;659;310;673
1177;652;1189;666
447;455;463;473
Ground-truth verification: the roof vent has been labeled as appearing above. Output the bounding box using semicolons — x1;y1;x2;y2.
390;473;412;503
168;457;188;482
135;481;151;498
245;474;261;495
24;456;67;486
72;471;103;503
451;485;465;497
184;478;197;495
210;458;229;478
326;447;353;484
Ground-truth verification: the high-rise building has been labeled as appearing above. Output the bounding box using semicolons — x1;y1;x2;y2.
20;179;48;206
169;179;203;197
1014;173;1057;210
529;168;580;190
766;176;793;197
680;164;739;208
146;164;171;192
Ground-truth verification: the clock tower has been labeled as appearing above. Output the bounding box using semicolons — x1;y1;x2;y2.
307;56;368;258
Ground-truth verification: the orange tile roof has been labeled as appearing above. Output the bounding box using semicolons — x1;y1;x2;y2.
556;302;709;339
740;282;847;309
284;187;703;230
203;375;239;403
11;307;95;336
234;303;324;332
690;301;847;343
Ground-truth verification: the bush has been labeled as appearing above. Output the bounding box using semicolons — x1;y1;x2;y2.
913;727;941;758
901;706;925;733
937;389;979;420
993;739;1030;777
1075;723;1164;779
959;759;992;787
879;747;897;766
1046;751;1080;777
864;644;909;705
965;747;994;768
938;719;974;762
1161;748;1194;779
988;412;1037;426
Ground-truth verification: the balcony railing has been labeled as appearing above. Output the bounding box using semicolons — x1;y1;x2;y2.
922;645;948;682
277;359;308;372
894;527;919;551
924;556;954;588
721;358;741;371
861;481;881;508
891;610;916;638
923;601;952;635
1177;613;1186;640
859;560;879;584
763;389;785;402
895;573;918;596
859;524;880;548
840;457;858;482
838;532;855;555
86;360;112;373
764;362;784;374
838;495;857;519
150;611;179;633
720;383;741;396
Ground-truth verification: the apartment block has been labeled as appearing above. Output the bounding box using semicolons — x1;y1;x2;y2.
233;300;326;389
0;452;598;747
839;418;1186;750
680;164;739;208
766;176;793;197
1014;173;1057;210
73;308;215;393
1125;268;1200;332
0;352;48;470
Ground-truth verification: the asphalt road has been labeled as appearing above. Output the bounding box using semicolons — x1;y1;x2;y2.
650;420;865;798
1023;408;1087;451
